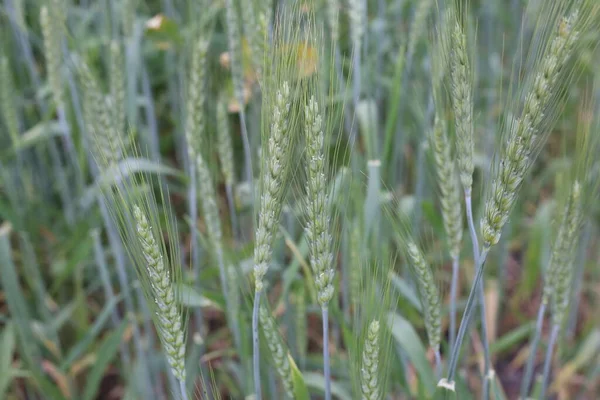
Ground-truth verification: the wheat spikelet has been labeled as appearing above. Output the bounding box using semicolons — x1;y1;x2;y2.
110;41;126;135
225;0;246;105
449;17;474;193
185;37;210;158
195;154;223;246
253;81;292;292
40;5;64;108
406;241;441;352
122;0;136;37
430;116;463;259
549;181;582;327
407;0;433;58
79;63;122;167
293;284;307;364
243;0;270;81
326;0;340;42
304;95;335;307
348;0;366;50
361;320;381;400
481;10;581;247
349;219;362;307
259;306;294;398
217;95;235;187
133;205;186;382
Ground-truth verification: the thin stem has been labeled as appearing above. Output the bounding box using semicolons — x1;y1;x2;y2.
520;301;547;400
57;104;83;193
449;255;459;351
447;247;490;381
323;307;331;400
253;290;262;400
91;231;130;368
225;183;239;241
434;348;443;380
239;107;254;193
465;192;492;400
479;280;492;400
465;193;480;262
179;379;189;400
539;324;560;400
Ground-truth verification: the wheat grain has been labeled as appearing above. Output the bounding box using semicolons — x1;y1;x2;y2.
361;320;381;400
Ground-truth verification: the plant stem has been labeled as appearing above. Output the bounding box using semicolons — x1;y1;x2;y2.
450;254;459;351
446;247;490;382
225;183;239;241
465;193;480;262
253;289;262;400
434;348;443;380
179;379;189;400
539;324;559;400
239;107;253;193
479;280;492;400
465;192;492;400
323;307;331;400
520;301;547;399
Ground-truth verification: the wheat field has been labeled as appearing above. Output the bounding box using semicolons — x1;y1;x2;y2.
0;0;599;399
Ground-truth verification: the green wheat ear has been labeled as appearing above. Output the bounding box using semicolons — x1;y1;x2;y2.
259;305;294;398
361;320;381;400
481;7;583;248
97;143;188;386
406;240;442;353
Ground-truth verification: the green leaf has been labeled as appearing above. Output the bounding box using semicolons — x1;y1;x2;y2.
303;372;352;400
490;322;534;355
79;157;186;210
144;14;183;48
288;354;309;400
175;283;221;310
61;294;123;369
0;224;64;400
9;122;62;154
387;312;436;395
389;272;422;312
82;320;128;400
0;323;16;397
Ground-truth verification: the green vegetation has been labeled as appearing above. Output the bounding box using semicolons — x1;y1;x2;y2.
0;0;599;399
